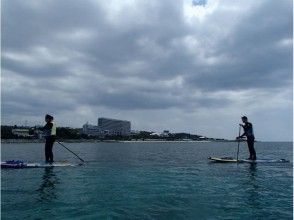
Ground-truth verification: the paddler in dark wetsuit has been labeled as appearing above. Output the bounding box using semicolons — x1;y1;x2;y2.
237;116;256;160
43;114;56;163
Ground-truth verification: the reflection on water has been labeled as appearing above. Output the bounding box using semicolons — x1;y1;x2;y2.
36;167;60;202
245;164;260;209
248;163;258;189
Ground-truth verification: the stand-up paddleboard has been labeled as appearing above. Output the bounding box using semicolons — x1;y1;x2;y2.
208;157;238;163
208;157;290;164
241;159;290;163
1;160;80;169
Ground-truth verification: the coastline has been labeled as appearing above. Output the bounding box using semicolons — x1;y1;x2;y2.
1;139;235;144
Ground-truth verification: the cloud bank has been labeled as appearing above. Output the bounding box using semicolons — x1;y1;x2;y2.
2;0;292;141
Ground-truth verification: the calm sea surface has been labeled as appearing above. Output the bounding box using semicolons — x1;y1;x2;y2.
1;141;293;219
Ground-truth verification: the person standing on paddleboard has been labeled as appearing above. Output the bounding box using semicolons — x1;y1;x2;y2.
42;114;56;163
237;116;256;160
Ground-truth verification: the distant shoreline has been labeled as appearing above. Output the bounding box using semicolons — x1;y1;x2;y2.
1;139;290;144
1;139;232;143
0;139;260;144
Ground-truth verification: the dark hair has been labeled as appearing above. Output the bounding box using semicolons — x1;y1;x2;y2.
241;116;248;120
45;114;54;120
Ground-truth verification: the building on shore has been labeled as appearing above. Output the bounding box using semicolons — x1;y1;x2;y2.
12;128;31;137
98;117;131;136
161;130;170;137
82;123;101;136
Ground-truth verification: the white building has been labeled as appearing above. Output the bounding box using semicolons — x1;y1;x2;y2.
98;118;131;136
12;128;30;137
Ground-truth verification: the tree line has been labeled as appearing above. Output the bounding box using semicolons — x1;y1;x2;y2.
1;125;225;141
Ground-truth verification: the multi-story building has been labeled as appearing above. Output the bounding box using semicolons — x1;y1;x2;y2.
12;128;30;137
98;118;131;136
82;123;101;136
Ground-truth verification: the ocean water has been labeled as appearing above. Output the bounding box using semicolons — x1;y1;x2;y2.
1;141;292;220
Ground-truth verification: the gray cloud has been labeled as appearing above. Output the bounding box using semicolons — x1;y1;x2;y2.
1;0;292;140
192;0;207;7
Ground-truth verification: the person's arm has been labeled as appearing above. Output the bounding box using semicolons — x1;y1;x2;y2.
239;132;246;138
40;124;46;131
236;124;245;139
42;123;53;136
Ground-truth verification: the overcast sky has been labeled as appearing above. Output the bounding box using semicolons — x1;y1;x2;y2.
1;0;293;141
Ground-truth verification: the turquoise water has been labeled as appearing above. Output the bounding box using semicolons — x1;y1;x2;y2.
1;142;293;219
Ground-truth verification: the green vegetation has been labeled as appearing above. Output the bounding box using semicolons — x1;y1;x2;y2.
1;125;83;140
1;125;229;141
1;126;18;139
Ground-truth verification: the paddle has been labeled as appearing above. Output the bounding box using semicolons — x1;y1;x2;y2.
236;125;241;162
57;141;85;163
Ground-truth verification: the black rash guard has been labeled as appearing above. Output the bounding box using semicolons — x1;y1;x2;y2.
242;122;254;139
43;122;53;137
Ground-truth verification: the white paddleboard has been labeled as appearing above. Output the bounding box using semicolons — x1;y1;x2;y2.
241;159;289;163
208;157;290;163
1;161;79;168
208;157;238;163
26;161;77;168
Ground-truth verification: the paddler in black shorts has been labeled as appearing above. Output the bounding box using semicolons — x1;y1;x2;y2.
237;116;256;160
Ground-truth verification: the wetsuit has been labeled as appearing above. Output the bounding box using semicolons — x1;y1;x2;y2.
241;122;256;160
43;122;56;163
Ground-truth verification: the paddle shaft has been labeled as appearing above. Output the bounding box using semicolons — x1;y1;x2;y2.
236;125;241;162
57;141;85;163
